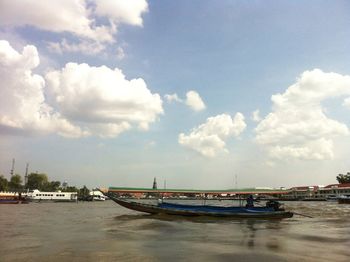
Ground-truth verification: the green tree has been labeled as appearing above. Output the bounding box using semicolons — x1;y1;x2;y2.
43;181;61;191
62;186;79;192
0;175;9;191
78;186;90;200
9;174;23;190
336;172;350;184
27;173;48;190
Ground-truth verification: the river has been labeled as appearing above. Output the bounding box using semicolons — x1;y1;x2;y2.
0;200;349;261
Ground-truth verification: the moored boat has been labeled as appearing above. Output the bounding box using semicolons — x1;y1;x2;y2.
107;193;293;219
326;195;339;201
87;190;106;201
338;195;350;204
26;189;78;202
0;192;29;204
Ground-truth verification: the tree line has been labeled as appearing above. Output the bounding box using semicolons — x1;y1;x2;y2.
336;172;350;184
0;173;91;199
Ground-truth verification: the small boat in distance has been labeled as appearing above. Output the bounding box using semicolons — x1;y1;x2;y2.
326;195;339;201
107;193;293;219
338;195;350;204
0;192;29;204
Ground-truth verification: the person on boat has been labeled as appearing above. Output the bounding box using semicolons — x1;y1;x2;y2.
246;195;254;208
266;200;282;211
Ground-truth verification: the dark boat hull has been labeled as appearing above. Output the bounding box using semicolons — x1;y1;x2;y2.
338;198;350;204
0;199;29;204
109;196;293;219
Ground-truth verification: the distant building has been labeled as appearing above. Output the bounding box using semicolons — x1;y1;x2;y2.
285;183;350;199
152;177;157;190
316;183;350;198
108;183;350;200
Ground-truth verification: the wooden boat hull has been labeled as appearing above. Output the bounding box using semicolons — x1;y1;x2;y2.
338;198;350;204
0;199;29;204
0;199;21;204
109;195;293;219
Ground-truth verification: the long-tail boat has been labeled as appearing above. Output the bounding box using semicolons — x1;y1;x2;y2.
108;193;293;219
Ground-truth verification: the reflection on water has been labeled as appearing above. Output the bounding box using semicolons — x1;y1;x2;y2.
0;201;349;261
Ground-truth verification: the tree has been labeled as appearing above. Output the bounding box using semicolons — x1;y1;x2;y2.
78;186;90;200
43;181;61;191
62;186;79;192
336;172;350;184
27;173;49;190
0;175;9;191
9;174;23;190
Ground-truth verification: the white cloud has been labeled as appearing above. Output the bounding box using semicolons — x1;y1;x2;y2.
116;46;125;60
343;97;350;108
45;62;163;137
145;140;156;148
165;91;206;111
185;90;206;111
0;0;111;42
255;69;350;160
0;40;85;137
47;39;106;55
178;113;246;157
251;109;261;122
94;0;148;26
0;0;148;53
164;93;183;103
0;40;163;138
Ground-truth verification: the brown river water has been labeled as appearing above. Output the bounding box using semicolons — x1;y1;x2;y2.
0;200;349;261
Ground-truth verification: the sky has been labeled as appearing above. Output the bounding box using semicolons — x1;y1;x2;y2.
1;0;350;190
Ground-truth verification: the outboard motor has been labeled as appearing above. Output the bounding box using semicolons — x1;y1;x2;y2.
266;200;284;211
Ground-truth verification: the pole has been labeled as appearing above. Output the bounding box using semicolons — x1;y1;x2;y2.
24;163;29;188
10;158;15;176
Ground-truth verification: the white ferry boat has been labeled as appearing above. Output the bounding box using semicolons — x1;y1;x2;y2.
27;189;78;202
89;190;106;201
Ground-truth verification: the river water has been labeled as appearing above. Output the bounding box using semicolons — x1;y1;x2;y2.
0;200;349;261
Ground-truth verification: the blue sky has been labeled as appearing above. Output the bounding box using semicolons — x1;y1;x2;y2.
1;0;350;189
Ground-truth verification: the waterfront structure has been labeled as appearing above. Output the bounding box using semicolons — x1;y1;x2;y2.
283;183;350;200
107;183;350;200
316;183;350;199
284;186;320;200
107;186;289;199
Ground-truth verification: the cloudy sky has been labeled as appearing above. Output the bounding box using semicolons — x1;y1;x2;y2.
1;0;350;189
